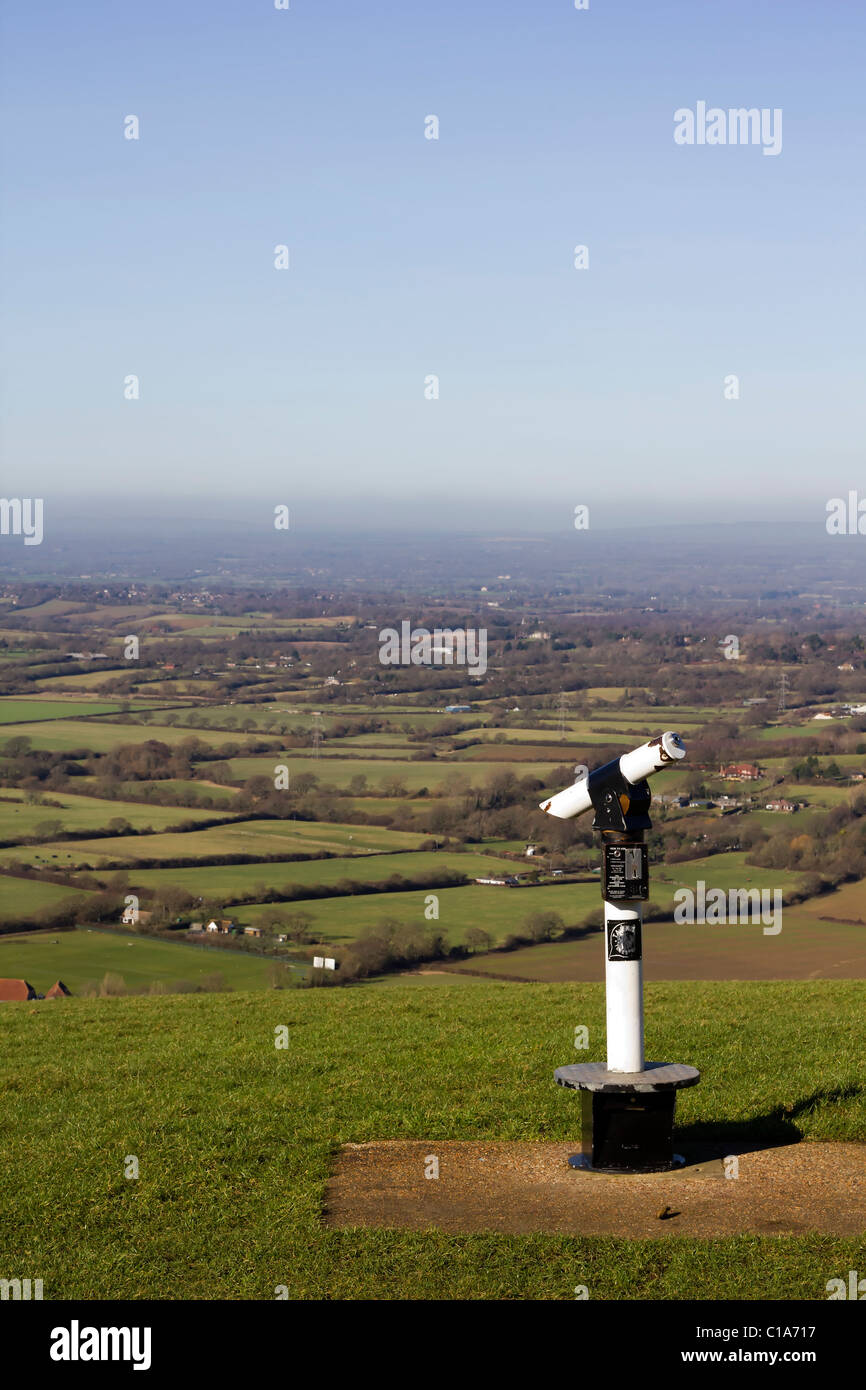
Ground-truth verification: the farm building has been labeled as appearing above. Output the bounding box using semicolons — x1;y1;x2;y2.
720;763;762;780
45;980;71;999
0;979;37;1002
120;907;152;926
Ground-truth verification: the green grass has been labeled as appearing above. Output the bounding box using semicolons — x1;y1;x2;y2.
0;698;137;723
456;743;606;761
228;860;815;954
81;850;515;899
0;981;862;1299
226;755;559;791
755;723;842;740
333;795;448;816
656;852;806;897
231;881;600;945
0;818;430;870
0;790;232;841
0;721;266;753
127;779;243;805
0;927;278;992
224;756;464;790
0;873;91;919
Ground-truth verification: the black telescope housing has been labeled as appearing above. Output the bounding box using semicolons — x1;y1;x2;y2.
587;760;653;903
587;757;653;834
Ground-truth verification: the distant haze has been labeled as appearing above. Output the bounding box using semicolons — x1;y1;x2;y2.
1;1;864;519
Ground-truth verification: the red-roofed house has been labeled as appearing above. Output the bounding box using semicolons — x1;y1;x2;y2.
720;763;763;781
0;979;37;1002
45;980;71;999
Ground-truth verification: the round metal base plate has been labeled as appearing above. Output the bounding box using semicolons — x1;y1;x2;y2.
555;1061;700;1093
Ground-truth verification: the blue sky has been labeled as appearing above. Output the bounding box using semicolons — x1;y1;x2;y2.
1;0;864;531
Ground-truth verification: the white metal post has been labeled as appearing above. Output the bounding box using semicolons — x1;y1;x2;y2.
604;899;644;1073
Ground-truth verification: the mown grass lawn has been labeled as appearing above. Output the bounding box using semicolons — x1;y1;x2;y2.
1;981;863;1300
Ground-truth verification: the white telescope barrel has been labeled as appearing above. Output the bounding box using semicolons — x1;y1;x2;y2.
538;776;592;820
539;731;686;819
619;730;686;784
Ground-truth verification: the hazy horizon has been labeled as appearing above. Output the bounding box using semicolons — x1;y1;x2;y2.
2;0;864;518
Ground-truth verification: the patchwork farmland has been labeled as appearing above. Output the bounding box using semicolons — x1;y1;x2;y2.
0;613;863;993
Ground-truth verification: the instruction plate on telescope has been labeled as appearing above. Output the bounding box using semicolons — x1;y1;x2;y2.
603;842;648;900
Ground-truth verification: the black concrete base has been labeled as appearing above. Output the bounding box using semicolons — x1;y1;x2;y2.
554;1061;701;1175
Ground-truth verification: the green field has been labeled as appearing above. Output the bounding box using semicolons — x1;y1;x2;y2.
455;742;605;761
755;722;843;740
225;756;553;791
86;849;514;900
654;851;806;897
0;873;91;920
0;981;862;1299
231;881;599;945
0;790;232;841
761;783;854;808
0;721;267;754
0;818;431;870
125;779;243;806
0;927;278;992
332;795;448;816
0;698;144;723
227;853;811;951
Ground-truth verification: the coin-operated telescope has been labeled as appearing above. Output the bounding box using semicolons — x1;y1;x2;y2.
540;733;700;1173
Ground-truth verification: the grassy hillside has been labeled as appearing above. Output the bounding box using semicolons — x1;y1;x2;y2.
0;873;92;919
0;790;231;840
81;850;512;898
0;927;278;992
0;818;430;869
0;698;147;723
0;720;264;753
1;980;863;1300
230;881;601;946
